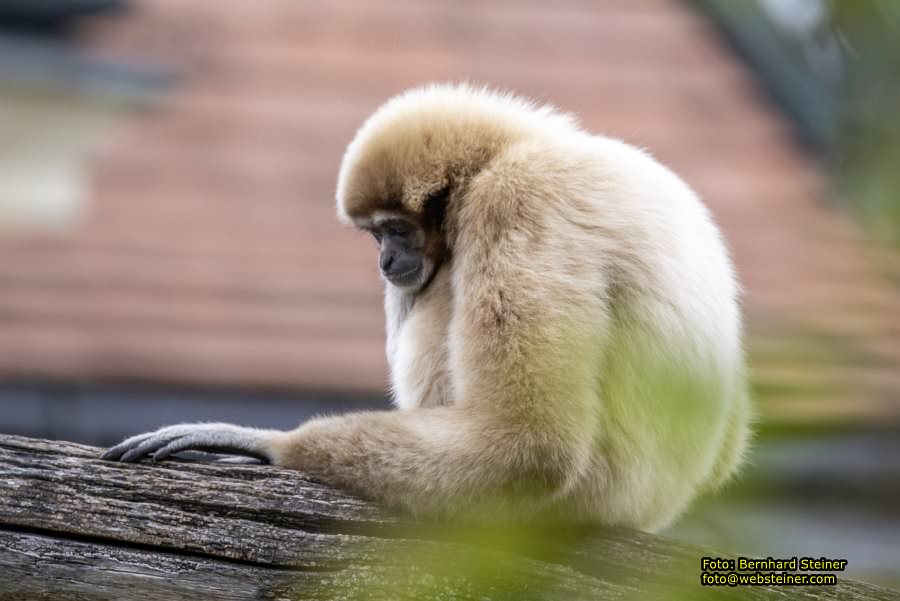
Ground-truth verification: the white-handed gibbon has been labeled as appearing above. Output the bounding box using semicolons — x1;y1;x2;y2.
103;84;751;531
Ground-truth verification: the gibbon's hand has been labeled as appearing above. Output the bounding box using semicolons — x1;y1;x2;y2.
101;423;277;464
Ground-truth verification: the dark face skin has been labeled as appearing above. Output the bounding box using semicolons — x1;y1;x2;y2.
370;217;430;289
360;187;450;293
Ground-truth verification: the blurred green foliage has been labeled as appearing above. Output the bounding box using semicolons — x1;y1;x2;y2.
695;0;900;246
829;0;900;247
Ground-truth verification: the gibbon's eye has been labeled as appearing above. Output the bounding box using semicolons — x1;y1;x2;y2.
365;228;382;244
385;221;412;238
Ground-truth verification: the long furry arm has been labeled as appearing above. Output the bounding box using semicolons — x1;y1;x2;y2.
269;178;605;519
103;167;605;521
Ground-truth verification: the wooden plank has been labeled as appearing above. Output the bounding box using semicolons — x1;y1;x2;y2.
1;434;898;600
0;530;632;601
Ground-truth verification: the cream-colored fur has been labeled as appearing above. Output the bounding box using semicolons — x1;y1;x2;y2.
308;83;750;529
104;84;751;531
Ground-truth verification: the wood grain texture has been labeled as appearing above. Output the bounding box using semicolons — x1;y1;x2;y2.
1;434;897;600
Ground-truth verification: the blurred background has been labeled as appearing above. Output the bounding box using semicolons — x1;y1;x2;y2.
0;0;897;589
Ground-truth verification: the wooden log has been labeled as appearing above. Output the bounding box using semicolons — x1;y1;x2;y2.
0;433;896;600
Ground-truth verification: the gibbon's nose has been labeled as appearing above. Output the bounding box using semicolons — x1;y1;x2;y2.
380;251;395;273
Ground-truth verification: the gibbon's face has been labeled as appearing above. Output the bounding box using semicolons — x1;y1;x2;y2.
355;188;449;293
365;213;432;289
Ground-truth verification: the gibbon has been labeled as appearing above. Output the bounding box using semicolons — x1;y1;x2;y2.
103;84;751;531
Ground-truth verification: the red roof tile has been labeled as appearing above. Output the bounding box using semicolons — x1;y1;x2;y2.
2;0;898;420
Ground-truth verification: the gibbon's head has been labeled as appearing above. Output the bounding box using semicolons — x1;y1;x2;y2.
336;83;579;292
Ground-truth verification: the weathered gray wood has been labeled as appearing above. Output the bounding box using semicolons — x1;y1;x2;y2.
0;529;636;601
0;434;897;600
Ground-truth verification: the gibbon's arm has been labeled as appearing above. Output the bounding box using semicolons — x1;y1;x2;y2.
104;200;602;520
274;212;603;518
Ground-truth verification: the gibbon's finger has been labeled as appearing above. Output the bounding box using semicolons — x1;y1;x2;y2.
152;429;267;463
213;455;265;465
119;432;187;463
102;423;244;462
101;430;169;461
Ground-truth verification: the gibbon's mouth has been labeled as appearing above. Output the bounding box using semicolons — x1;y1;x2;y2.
385;268;422;287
